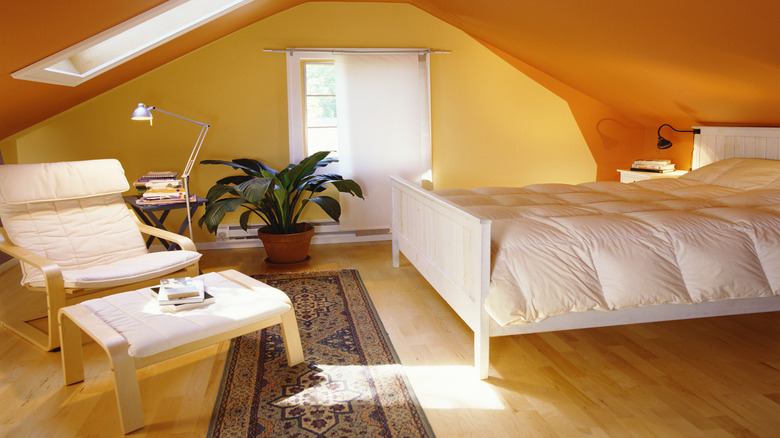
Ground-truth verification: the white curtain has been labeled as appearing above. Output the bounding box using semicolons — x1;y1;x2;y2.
335;53;432;232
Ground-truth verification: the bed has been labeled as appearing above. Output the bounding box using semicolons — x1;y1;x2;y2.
391;125;780;379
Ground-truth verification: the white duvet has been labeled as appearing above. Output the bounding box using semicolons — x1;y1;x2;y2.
434;158;780;326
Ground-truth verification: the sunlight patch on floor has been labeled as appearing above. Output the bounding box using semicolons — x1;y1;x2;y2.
267;364;506;410
404;365;506;410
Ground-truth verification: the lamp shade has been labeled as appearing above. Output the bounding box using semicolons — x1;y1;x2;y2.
131;103;153;120
657;136;673;149
656;124;700;150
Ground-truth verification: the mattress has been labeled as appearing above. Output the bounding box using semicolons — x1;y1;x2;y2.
433;158;780;326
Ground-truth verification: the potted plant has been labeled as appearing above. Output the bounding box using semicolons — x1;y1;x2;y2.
198;151;363;266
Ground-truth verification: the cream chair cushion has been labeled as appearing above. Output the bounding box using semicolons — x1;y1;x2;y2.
0;159;201;289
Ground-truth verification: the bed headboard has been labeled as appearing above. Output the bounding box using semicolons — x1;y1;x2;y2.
692;126;780;169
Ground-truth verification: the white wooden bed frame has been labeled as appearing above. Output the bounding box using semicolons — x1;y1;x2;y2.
391;126;780;379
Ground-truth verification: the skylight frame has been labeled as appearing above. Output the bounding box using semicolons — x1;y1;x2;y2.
11;0;254;87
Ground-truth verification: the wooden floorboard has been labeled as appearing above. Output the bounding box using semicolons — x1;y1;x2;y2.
0;241;778;437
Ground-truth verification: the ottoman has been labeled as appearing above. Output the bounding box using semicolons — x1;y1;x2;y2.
58;269;304;434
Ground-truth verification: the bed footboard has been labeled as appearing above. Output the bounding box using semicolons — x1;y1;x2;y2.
390;176;492;378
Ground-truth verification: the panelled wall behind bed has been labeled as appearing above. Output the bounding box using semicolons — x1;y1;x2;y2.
391;126;780;379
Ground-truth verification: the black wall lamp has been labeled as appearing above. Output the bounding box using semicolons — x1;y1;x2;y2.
657;124;701;149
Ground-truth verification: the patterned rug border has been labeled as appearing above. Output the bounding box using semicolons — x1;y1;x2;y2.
206;268;435;437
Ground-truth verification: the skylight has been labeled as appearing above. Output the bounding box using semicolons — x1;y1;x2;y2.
12;0;254;87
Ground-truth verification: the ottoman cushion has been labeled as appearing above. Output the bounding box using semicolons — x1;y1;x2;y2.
79;272;291;358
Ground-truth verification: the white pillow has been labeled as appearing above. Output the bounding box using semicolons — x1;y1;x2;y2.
682;158;780;190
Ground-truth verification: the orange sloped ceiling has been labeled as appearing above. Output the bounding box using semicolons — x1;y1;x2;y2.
413;0;780;126
3;0;780;146
0;0;307;140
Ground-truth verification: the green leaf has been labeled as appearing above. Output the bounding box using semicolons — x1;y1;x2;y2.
305;196;342;221
217;175;252;185
232;158;277;175
330;179;364;199
204;184;238;203
288;151;331;185
198;197;246;233
200;158;274;178
237;177;273;205
238;209;267;231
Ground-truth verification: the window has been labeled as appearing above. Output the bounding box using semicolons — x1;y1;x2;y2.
286;53;334;165
285;49;432;231
12;0;253;87
303;61;338;158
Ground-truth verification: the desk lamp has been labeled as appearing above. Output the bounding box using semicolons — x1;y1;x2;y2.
657;124;701;149
131;103;210;240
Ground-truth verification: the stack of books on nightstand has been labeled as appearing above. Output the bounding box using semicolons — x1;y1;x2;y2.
631;159;676;173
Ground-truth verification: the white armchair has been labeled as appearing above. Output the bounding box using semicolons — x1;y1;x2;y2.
0;159;201;350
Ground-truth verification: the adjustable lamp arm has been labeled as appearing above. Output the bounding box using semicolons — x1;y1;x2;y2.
143;106;208;127
131;104;210;177
656;124;701;150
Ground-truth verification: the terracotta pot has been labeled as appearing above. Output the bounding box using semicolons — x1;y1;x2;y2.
257;223;315;266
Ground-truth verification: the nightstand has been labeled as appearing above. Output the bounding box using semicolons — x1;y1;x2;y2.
617;169;688;183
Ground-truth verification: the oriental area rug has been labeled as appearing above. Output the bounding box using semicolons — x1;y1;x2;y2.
207;269;435;438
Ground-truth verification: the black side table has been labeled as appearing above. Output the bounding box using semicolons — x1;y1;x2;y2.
124;195;207;250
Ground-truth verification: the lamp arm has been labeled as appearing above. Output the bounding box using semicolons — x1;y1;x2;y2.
143;106;210;177
147;106;209;128
657;123;701;136
182;124;210;178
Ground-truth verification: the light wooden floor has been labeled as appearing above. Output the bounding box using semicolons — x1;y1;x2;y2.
1;241;779;437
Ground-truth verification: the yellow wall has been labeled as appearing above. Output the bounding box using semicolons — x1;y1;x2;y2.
478;41;645;181
3;2;599;243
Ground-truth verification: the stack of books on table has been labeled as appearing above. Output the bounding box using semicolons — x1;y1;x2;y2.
133;177;195;206
631;159;676;173
135;188;195;206
133;171;180;194
151;277;214;313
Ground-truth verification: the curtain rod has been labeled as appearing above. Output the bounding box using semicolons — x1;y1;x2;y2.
262;48;450;56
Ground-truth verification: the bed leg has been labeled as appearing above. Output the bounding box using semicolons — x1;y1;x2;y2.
392;235;400;268
475;331;489;379
475;316;490;379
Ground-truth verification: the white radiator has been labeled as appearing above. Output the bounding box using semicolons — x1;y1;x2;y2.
215;223;263;241
216;221;340;241
214;221;390;247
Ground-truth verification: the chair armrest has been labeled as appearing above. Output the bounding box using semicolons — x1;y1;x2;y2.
0;227;64;278
131;216;197;251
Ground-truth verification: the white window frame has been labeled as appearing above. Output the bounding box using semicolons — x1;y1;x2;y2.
285;48;434;171
287;51;335;164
